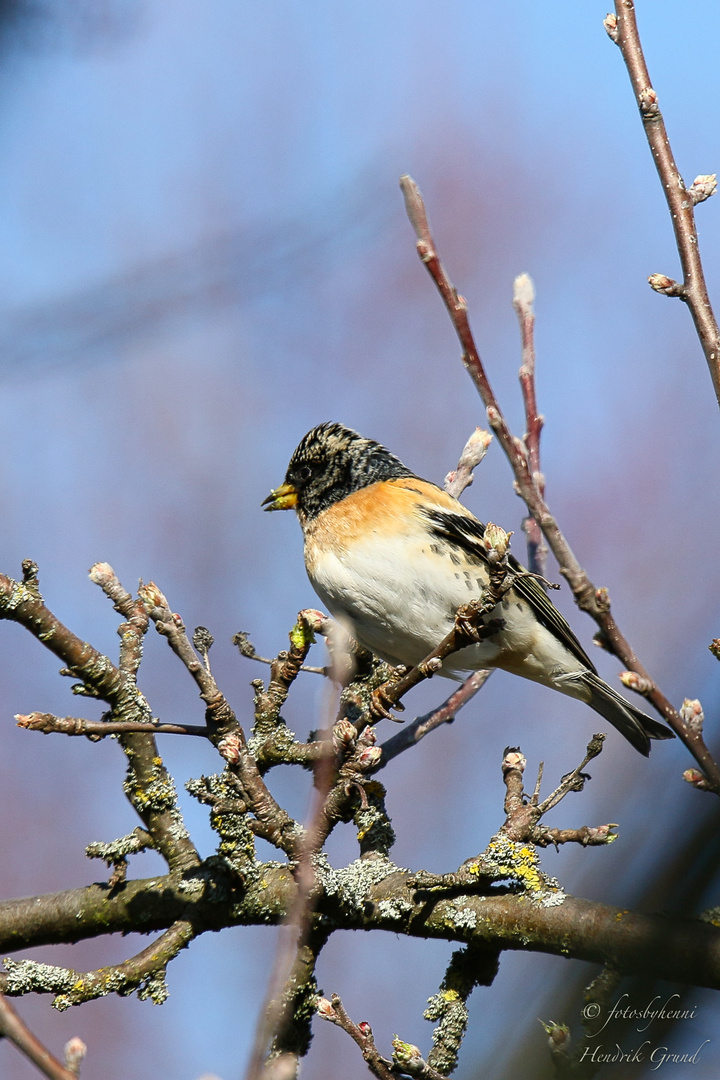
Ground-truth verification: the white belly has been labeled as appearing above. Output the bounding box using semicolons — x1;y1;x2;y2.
306;533;553;678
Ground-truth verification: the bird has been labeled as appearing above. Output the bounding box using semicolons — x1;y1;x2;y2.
262;422;674;755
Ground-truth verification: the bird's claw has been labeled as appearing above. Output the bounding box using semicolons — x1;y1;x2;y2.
369;683;405;723
454;604;505;643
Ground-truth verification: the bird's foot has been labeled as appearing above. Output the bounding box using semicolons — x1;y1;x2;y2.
369;683;406;723
454;604;505;645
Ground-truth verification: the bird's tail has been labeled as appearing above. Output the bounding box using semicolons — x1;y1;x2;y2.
558;670;675;756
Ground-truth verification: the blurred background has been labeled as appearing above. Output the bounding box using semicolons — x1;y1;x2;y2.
0;1;719;1077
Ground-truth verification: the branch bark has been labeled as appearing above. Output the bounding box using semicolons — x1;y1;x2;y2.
608;2;720;408
2;866;720;991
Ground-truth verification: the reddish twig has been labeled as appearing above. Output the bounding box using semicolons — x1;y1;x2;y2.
245;646;346;1079
247;721;389;1076
0;995;80;1080
513;272;548;578
606;4;720;409
399;174;720;792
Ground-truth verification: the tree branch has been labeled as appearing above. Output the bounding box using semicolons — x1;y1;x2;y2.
378;670;491;766
513;271;548;578
606;3;720;408
399;174;720;792
2;921;194;1009
1;859;719;990
0;995;80;1080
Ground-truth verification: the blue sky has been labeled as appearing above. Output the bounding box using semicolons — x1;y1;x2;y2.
0;3;719;1078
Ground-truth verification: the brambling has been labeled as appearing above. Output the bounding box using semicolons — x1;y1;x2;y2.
263;422;674;755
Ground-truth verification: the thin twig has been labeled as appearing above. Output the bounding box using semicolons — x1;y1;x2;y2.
443;427;492;499
607;3;720;409
379;670;491;766
537;735;606;816
513;272;548;578
0;995;79;1080
399;174;720;792
234;630;325;675
499;740;618;850
139;581;302;858
0;563;201;874
317;996;396;1080
16;712;211;739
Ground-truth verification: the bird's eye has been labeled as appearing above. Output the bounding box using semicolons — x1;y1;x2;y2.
297;465;312;482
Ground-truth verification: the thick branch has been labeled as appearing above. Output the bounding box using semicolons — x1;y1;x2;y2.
2;866;720;990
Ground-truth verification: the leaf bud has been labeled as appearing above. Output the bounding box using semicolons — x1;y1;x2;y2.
483;522;511;561
680;698;704;733
218;733;242;765
502;749;526;773
619;671;653;695
357;746;382;771
315;997;337;1021
539;1019;571;1052
332;719;357;751
392;1036;422;1066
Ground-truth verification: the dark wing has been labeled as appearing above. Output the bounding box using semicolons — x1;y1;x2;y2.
422;508;597;674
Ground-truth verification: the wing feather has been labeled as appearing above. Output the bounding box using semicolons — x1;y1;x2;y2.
422;506;597;673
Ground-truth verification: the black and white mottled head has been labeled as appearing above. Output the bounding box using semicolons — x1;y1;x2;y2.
263;422;415;521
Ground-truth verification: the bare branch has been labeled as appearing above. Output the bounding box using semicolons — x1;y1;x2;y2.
316;996;396;1080
607;3;720;408
0;995;79;1080
399;175;720;792
443;427;492;499
513;272;548;578
16;712;210;739
139;581;302;858
379;669;491;766
3;922;194;1009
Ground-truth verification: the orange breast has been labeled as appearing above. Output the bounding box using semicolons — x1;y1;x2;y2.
302;477;474;572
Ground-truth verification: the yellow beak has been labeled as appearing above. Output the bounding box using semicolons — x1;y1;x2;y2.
262;482;298;511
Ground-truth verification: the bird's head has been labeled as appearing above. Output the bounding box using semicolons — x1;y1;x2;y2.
262;422;414;522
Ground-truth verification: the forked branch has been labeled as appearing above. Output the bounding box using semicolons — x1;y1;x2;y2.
399;175;720;793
